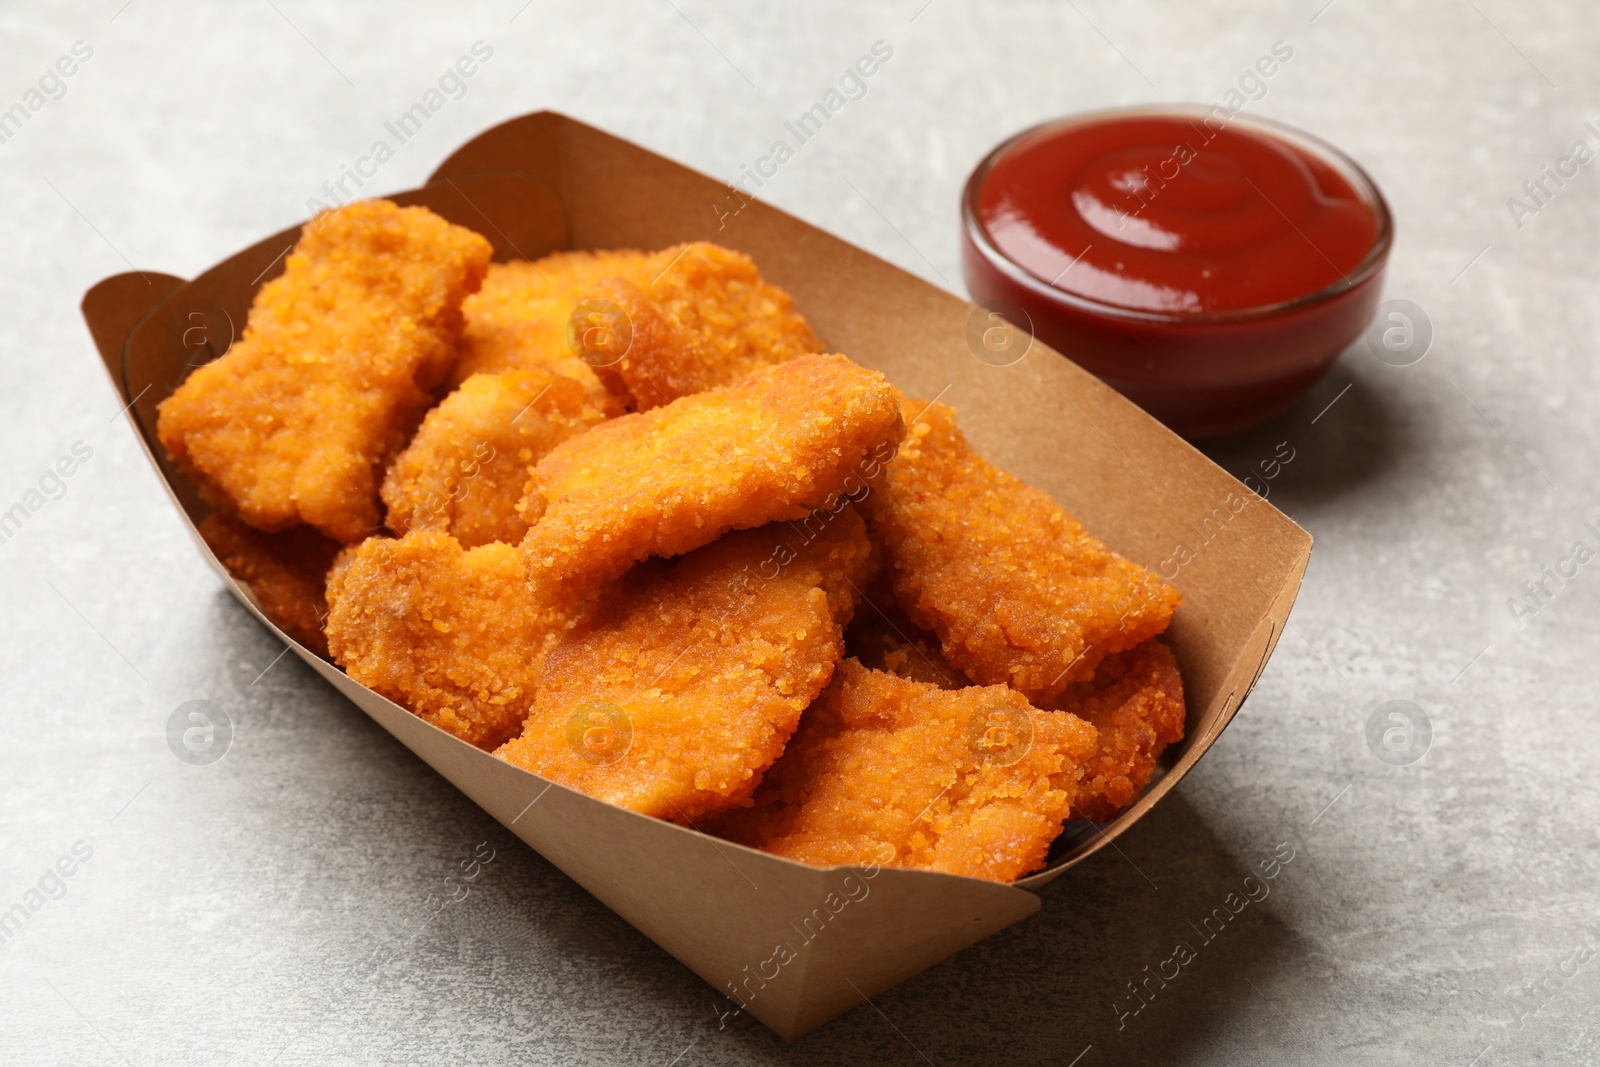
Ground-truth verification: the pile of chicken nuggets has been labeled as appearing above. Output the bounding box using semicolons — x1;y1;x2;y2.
158;198;1187;883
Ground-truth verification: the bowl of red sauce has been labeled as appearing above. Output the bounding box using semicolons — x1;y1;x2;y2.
961;106;1392;439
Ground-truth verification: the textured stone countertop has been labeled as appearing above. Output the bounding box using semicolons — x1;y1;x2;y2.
2;2;1596;1063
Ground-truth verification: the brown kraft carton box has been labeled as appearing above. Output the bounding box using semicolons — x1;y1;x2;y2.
81;111;1311;1041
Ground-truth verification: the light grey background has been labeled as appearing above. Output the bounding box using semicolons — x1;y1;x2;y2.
1;1;1595;1064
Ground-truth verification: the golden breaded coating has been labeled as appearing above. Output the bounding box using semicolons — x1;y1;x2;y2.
324;531;571;749
844;585;961;690
381;370;609;548
861;398;1180;704
711;659;1099;882
518;353;904;603
157;200;493;543
199;513;340;657
496;511;874;824
453;251;648;404
1054;639;1186;822
588;242;823;411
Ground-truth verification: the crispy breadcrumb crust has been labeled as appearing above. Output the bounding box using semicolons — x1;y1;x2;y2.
1054;639;1187;822
496;511;875;824
324;530;572;750
710;659;1099;882
198;513;341;657
861;398;1180;704
590;242;823;411
156;200;492;543
518;353;904;601
380;370;609;547
453;251;646;407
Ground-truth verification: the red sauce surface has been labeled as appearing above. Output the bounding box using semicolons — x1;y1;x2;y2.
976;115;1380;314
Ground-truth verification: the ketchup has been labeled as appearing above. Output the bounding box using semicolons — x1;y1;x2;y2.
975;114;1380;314
961;108;1394;438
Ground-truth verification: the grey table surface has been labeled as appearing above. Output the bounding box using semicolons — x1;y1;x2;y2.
2;1;1596;1064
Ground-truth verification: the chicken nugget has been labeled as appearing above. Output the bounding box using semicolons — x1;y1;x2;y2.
157;200;493;543
710;659;1099;882
496;510;874;823
324;530;571;749
198;513;341;657
518;353;904;602
861;398;1180;704
1055;639;1186;822
381;369;609;548
453;251;648;406
587;242;823;411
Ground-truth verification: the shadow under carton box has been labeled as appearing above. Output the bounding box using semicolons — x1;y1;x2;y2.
80;111;1311;1041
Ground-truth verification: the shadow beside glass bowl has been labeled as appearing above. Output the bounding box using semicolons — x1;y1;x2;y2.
961;106;1393;440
